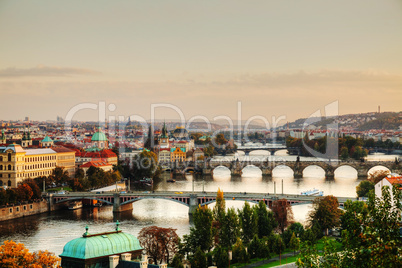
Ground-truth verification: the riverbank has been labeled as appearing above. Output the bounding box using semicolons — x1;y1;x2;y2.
0;199;49;222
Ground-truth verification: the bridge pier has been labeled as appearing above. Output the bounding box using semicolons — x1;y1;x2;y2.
113;193;133;213
188;194;198;216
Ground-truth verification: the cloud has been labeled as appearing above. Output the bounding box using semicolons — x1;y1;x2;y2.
0;65;101;77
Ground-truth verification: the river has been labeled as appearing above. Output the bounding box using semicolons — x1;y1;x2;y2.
0;153;399;256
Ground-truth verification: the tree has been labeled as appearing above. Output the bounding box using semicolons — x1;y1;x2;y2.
24;179;42;199
214;133;227;146
213;246;229;268
271;199;294;233
0;240;60;267
16;183;33;201
131;150;160;179
254;200;277;238
289;232;300;256
232;238;249;264
170;254;184;268
220;207;240;249
340;146;349;160
368;169;390;184
50;167;69;186
212;188;225;245
307;195;343;235
138;226;179;264
191;247;207;268
183;206;213;255
356;180;374;197
238;201;258;244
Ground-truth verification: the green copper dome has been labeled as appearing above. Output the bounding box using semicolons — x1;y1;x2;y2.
41;136;53;142
91;128;108;142
60;228;142;260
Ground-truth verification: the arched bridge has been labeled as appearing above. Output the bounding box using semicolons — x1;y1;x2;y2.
49;191;356;215
202;160;402;177
237;144;287;155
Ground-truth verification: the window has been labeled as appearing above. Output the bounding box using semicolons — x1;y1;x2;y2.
0;156;2;161
0;165;2;170
8;180;11;186
0;180;2;186
16;207;19;212
8;165;11;170
23;205;27;211
8;153;11;162
29;204;33;209
9;208;12;213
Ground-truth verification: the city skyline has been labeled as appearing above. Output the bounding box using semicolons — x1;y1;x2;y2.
0;0;401;122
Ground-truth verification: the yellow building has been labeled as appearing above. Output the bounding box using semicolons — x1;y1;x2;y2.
0;144;75;188
52;146;76;177
170;147;186;162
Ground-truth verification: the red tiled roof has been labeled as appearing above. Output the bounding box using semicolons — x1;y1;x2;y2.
80;160;112;168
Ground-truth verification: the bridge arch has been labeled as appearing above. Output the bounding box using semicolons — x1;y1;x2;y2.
249;150;271;156
121;196;190;207
367;165;391;176
55;197;114;205
241;165;262;177
212;166;232;177
334;165;358;178
272;165;294;177
274;149;289;156
302;165;326;178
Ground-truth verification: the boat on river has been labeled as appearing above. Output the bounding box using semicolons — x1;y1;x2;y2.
300;188;323;196
68;201;83;210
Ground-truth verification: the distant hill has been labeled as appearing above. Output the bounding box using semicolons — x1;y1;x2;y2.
285;111;401;131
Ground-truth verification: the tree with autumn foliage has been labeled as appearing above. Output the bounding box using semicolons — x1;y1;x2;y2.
138;226;179;264
368;169;390;184
16;183;34;201
271;198;294;233
212;188;225;245
307;195;343;236
0;240;60;268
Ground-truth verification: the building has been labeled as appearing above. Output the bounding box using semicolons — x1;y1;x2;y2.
0;144;75;188
60;222;143;268
375;175;402;201
52;146;76;177
75;149;118;166
21;130;32;148
40;135;54;148
0;129;6;145
170;147;186;162
172;126;188;139
80;160;113;174
91;127;109;150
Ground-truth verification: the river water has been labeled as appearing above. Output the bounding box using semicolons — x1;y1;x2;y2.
0;152;399;256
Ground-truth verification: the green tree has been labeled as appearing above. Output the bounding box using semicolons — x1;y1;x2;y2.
212;188;226;245
131;150;160;179
238;201;258;244
183;206;213;254
170;254;184;268
289;232;300;256
356;180;374;197
191;247;207;268
254;200;277;238
213;246;229;268
340;146;349;160
232;238;249;264
307;195;343;235
220;207;240;249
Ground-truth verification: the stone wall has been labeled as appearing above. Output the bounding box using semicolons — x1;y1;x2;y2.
0;199;49;221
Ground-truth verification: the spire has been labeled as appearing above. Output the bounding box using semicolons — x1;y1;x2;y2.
161;121;168;138
115;220;121;232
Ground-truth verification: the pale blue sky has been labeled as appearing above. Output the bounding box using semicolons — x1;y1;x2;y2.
0;0;401;122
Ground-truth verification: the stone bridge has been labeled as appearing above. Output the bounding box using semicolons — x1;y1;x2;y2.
49;191;357;215
236;145;287;155
181;160;402;177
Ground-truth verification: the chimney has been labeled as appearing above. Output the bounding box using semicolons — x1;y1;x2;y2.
121;253;132;261
109;255;119;268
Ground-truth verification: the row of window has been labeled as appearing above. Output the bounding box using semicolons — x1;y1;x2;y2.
8;204;34;214
26;155;56;162
0;180;11;186
0;154;12;162
0;162;56;171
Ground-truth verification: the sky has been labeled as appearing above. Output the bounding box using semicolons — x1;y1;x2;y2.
0;0;401;124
